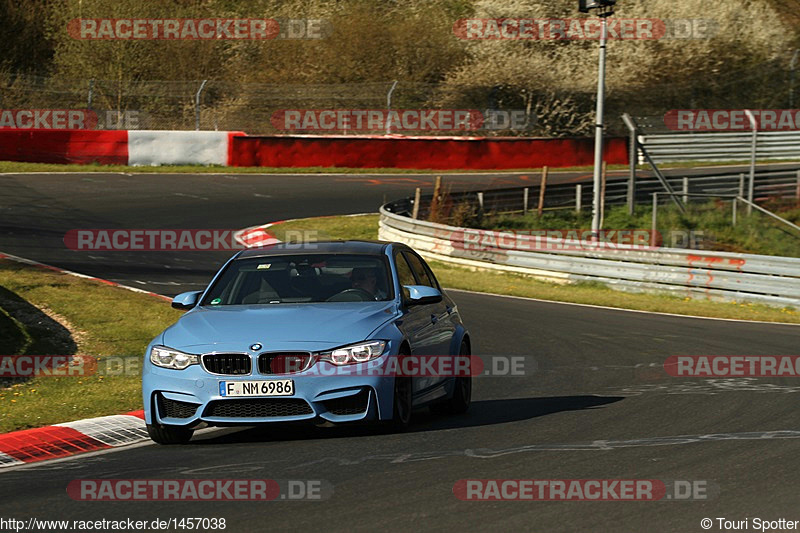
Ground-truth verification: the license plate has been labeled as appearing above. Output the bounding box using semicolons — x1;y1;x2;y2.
219;380;294;397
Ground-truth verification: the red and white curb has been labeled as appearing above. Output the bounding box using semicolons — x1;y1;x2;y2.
234;224;282;248
234;213;374;249
0;252;165;468
0;411;146;467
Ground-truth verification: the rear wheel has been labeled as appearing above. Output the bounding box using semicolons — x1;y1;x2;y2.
146;423;194;445
431;340;472;415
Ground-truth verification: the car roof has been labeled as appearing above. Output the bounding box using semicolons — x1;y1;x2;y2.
236;240;393;259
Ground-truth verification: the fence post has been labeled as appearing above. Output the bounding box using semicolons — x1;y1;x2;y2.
412;188;421;219
195;79;208;131
477;191;484;210
651;193;658;247
386;80;398;135
576;184;582;212
732;197;737;226
431;175;442;211
537;166;548;216
523;188;529;215
87;79;95;110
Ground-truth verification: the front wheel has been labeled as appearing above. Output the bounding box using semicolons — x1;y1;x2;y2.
146;423;194;445
389;375;413;431
431;341;472;415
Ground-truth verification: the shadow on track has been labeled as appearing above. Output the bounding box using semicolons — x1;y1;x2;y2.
190;395;624;445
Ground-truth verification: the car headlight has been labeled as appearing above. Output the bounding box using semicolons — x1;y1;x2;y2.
149;346;199;370
320;341;387;366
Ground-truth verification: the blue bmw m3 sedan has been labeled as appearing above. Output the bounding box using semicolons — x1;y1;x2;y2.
142;240;472;444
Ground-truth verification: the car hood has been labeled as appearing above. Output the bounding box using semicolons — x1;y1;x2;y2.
162;301;399;353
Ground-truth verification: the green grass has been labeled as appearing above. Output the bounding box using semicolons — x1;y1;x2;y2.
266;214;380;242
0;159;796;175
273;214;800;324
480;201;800;258
0;307;30;356
0;260;182;432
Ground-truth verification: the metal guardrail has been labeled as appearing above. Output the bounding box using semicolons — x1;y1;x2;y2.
408;168;800;220
638;131;800;163
379;203;800;309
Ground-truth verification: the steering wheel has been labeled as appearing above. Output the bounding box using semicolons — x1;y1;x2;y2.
326;288;375;302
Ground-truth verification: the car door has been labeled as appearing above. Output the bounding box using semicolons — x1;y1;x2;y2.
392;250;443;397
401;250;456;398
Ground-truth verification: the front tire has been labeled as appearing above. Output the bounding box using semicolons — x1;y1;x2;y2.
390;375;413;431
431;340;472;415
146;423;193;445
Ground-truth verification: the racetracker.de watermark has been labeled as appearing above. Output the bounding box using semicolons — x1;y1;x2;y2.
0;109;97;129
271;109;535;132
0;355;97;377
665;109;800;131
67;18;331;40
67;479;332;501
665;356;800;377
449;229;663;252
256;354;528;377
62;229;313;251
453;479;713;501
453;18;717;40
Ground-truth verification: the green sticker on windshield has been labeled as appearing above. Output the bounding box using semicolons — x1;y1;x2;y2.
257;263;271;270
210;298;222;305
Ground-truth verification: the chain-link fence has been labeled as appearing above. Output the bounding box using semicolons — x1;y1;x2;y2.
1;47;798;135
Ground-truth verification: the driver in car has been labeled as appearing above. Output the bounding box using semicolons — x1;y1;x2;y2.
351;267;387;300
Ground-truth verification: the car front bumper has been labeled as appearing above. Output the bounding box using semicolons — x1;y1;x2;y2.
142;354;397;426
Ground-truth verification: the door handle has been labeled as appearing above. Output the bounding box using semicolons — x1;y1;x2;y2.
430;314;438;324
445;305;453;314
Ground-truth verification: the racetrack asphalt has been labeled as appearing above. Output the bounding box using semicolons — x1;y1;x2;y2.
0;168;798;532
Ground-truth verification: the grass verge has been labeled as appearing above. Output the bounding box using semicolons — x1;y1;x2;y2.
1;160;797;175
477;202;800;258
0;260;181;432
273;214;800;324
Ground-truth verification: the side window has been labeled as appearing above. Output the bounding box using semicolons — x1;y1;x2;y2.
403;252;436;288
394;251;417;287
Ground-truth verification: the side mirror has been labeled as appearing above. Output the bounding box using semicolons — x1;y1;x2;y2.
172;291;202;310
402;285;443;306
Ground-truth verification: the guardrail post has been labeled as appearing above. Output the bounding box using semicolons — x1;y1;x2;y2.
796;170;800;202
537;166;548;217
682;177;689;206
739;173;745;199
622;113;637;215
412;188;421;219
599;161;607;228
651;193;658;247
576;184;582;212
523;187;529;215
477;192;484;210
745;110;757;215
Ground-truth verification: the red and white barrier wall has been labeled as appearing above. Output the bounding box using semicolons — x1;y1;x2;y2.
0;130;243;166
230;134;629;169
0;129;628;169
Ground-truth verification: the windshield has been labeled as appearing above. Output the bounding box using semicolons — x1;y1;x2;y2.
201;254;393;305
